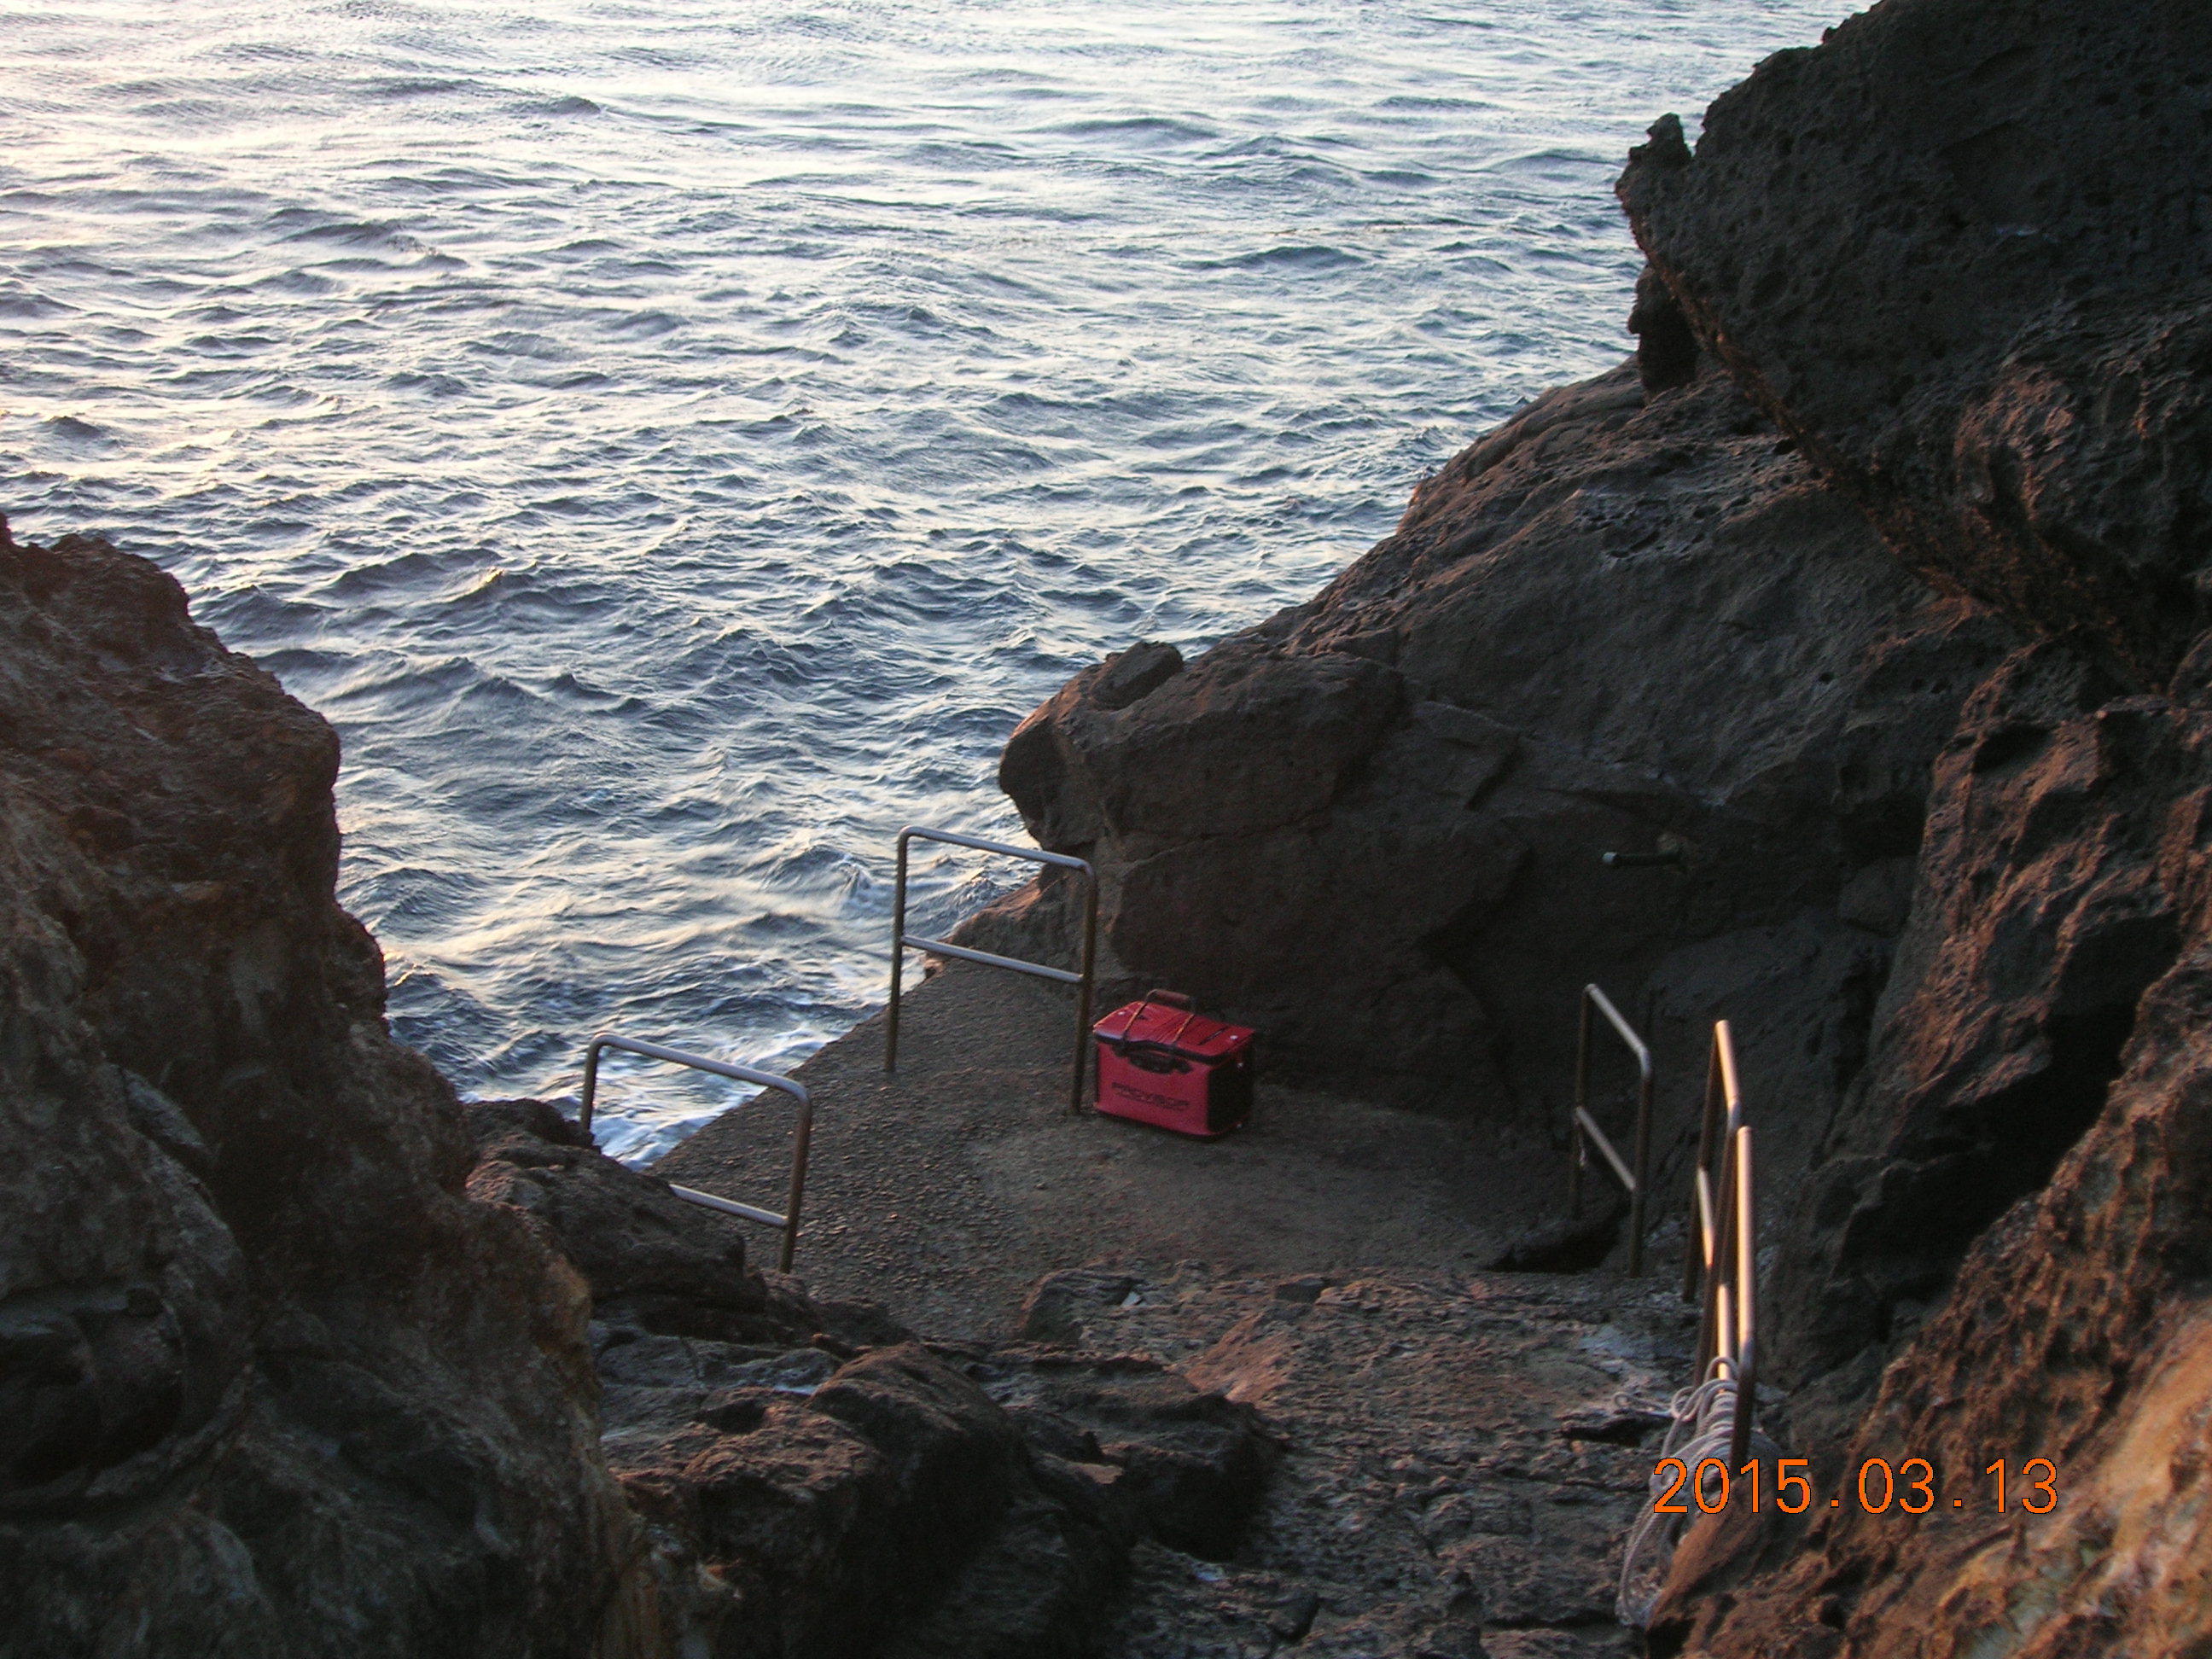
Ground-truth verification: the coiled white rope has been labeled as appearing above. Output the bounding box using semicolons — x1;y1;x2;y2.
1615;1367;1778;1627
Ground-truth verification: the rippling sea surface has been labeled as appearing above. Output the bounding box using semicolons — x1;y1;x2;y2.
4;0;1842;1159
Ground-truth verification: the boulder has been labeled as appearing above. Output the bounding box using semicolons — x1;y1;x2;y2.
468;1097;824;1348
967;1348;1278;1561
957;363;2017;1145
1618;0;2212;690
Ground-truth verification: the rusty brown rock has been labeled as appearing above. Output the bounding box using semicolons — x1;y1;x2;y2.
1770;649;2193;1431
0;531;642;1657
1654;801;2212;1657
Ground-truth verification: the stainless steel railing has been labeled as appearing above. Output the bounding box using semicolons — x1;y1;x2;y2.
1569;982;1655;1276
885;826;1099;1113
580;1033;814;1273
1683;1020;1757;1466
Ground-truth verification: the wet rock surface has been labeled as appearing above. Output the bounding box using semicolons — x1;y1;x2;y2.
0;529;640;1657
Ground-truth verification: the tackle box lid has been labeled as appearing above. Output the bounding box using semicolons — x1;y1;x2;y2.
1093;991;1253;1059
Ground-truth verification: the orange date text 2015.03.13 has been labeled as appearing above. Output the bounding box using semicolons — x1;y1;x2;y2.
1651;1458;2058;1516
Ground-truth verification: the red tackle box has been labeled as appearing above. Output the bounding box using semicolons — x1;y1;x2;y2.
1092;990;1254;1138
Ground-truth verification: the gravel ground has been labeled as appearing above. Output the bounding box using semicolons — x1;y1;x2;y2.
649;960;1570;1340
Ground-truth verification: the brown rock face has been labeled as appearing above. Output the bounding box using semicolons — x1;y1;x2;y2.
0;533;640;1656
1655;710;2212;1656
961;363;2014;1135
1618;0;2212;690
1595;4;2212;1653
1774;650;2186;1414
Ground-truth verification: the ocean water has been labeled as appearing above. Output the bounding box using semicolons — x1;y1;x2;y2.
2;0;1845;1161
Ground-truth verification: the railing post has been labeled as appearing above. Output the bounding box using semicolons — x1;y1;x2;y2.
1071;875;1099;1114
1569;985;1651;1271
1629;1057;1652;1278
1684;1038;1722;1302
1729;1124;1757;1467
1697;1114;1738;1383
580;1033;813;1269
885;830;911;1072
882;826;1098;1112
1569;992;1592;1216
581;1036;605;1136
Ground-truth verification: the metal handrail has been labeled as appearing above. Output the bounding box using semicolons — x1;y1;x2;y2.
885;826;1099;1113
1682;1021;1756;1466
580;1033;814;1272
1569;982;1654;1275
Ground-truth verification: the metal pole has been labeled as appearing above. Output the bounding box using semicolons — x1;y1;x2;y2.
1697;1126;1737;1382
886;830;910;1072
1730;1125;1757;1467
1071;875;1099;1113
580;1033;812;1267
1629;1058;1652;1278
580;1037;604;1137
1714;1020;1742;1135
779;1090;816;1273
1569;992;1592;1215
1684;1035;1723;1302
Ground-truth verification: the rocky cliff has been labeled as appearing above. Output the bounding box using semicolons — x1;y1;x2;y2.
15;2;2212;1651
0;525;644;1656
952;341;2018;1210
1615;1;2212;1652
1619;0;2212;693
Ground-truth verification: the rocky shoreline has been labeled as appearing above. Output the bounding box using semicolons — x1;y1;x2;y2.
9;0;2212;1653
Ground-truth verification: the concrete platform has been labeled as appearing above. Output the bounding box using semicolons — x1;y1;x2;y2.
649;961;1571;1339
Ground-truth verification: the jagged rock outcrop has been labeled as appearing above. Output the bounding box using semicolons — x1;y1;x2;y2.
0;529;643;1656
1618;0;2212;690
957;360;2016;1158
1773;647;2186;1439
469;1103;1278;1658
1601;3;2212;1653
1649;686;2212;1659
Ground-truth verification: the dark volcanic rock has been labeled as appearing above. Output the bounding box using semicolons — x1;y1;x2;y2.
969;1348;1278;1561
1660;822;2212;1657
1045;1264;1692;1659
1598;6;2212;1652
596;1325;1266;1658
957;362;2016;1163
468;1097;827;1348
469;1099;1256;1656
0;531;639;1656
1619;0;2212;689
1773;649;2188;1423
